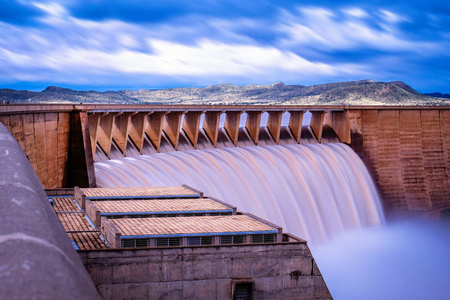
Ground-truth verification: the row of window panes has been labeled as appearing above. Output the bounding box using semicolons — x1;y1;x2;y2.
251;234;276;243
121;238;150;248
120;234;276;248
156;237;182;247
108;212;231;219
219;235;245;245
187;236;214;246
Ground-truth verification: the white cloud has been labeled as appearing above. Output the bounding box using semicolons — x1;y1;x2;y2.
32;1;68;17
298;7;335;19
0;3;446;88
278;7;435;53
342;8;368;18
9;39;348;77
0;48;32;65
378;9;408;23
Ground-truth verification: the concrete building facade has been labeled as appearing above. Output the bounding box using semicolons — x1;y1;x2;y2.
79;241;330;299
53;186;332;299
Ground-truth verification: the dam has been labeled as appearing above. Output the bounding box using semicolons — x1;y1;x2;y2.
1;103;450;299
1;104;449;219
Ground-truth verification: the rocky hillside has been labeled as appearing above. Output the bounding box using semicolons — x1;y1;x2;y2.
0;80;448;105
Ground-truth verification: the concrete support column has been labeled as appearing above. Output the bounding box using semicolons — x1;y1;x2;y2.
203;111;221;147
70;112;96;188
310;111;325;143
0;123;100;299
96;112;115;158
87;113;101;159
288;111;305;143
324;111;350;144
245;111;262;145
267;111;283;144
224;111;243;146
145;112;166;152
128;112;151;153
163;111;185;150
112;112;133;155
182;111;202;148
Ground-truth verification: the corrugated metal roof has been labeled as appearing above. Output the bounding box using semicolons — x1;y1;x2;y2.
68;232;106;250
93;198;232;214
51;197;80;212
79;186;199;199
110;215;277;237
56;213;94;232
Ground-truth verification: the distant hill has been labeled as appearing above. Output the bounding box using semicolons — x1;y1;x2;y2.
0;80;448;106
424;92;450;99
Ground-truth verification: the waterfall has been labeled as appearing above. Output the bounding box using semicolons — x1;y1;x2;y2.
95;143;384;244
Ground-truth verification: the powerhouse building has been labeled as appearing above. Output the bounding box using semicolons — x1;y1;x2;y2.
47;185;332;299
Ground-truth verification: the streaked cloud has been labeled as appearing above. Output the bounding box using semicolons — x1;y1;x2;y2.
0;0;449;92
342;8;368;19
378;9;408;23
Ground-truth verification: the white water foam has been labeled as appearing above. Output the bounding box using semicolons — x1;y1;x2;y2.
95;143;384;244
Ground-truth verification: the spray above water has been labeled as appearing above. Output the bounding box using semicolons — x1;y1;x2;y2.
95;143;384;244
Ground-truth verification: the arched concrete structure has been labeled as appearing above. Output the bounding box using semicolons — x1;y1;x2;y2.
0;123;100;299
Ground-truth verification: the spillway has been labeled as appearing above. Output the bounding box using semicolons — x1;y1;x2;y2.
95;143;384;244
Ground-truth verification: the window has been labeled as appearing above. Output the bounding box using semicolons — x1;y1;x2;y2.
121;238;150;248
233;282;253;300
251;234;276;244
155;214;177;218
135;238;149;247
187;236;214;246
121;239;136;248
183;213;205;217
220;235;245;245
263;234;276;243
201;236;213;245
209;212;232;216
156;237;181;247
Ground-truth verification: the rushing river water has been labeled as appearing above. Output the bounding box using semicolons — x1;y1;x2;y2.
95;143;449;299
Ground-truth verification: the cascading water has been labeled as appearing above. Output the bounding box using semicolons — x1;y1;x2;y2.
95;143;384;244
95;143;450;300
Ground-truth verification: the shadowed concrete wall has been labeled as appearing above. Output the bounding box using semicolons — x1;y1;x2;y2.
79;242;331;300
0;109;95;189
0;123;100;299
348;109;450;218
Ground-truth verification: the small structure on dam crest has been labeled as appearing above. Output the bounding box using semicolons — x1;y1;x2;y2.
49;185;333;299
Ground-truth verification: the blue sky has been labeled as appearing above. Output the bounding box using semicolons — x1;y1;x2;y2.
0;0;449;92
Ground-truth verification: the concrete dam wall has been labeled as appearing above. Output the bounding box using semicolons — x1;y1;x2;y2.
347;108;450;218
1;104;449;218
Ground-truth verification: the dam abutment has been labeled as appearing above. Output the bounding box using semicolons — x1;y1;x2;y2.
347;108;450;219
0;122;100;299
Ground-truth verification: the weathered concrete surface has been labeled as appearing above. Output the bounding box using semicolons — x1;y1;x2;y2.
79;242;331;300
348;109;450;218
0;111;95;188
0;123;100;299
